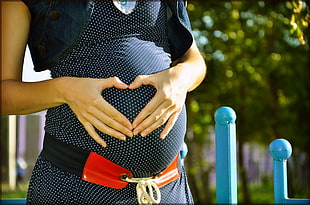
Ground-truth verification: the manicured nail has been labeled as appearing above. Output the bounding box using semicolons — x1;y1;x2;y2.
132;122;138;129
140;131;147;137
133;129;139;136
101;141;107;147
127;131;133;138
129;83;134;89
129;124;133;130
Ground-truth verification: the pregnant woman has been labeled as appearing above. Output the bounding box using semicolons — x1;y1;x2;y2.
1;0;206;204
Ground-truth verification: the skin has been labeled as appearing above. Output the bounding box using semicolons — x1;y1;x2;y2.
1;1;206;147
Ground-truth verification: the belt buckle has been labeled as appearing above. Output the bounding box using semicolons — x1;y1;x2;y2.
82;152;132;189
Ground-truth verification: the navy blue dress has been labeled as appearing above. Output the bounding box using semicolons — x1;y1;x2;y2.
27;1;193;204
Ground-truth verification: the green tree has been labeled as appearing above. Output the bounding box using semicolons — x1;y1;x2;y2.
186;1;309;203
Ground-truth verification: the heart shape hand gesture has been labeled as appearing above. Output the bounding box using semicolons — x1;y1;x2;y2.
63;66;188;147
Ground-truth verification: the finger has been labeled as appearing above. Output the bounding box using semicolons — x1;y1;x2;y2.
95;98;133;130
160;112;179;139
83;121;107;147
129;75;153;90
133;100;171;135
91;117;127;141
87;100;133;136
94;109;133;137
132;92;163;129
101;76;128;89
139;110;171;137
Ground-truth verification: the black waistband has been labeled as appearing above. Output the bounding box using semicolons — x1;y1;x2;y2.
41;132;182;179
41;133;90;177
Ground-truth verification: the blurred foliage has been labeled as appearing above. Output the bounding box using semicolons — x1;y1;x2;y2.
185;0;309;203
289;0;309;45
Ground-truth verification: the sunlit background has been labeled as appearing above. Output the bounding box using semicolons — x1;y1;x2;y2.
1;1;309;203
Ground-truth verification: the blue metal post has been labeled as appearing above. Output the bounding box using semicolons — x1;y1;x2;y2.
214;106;238;204
1;199;26;204
269;139;310;204
269;139;292;204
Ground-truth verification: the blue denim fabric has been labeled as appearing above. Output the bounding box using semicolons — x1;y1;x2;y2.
22;0;193;71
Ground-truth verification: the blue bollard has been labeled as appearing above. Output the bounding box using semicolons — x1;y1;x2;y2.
1;198;26;204
180;142;188;166
214;106;238;204
270;139;310;204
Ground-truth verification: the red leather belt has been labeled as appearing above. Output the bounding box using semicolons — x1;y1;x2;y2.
41;133;180;189
82;151;180;189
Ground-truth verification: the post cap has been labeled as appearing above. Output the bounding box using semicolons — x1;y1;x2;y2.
214;106;236;125
269;139;292;160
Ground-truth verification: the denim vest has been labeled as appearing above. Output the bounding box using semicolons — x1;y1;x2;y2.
22;0;193;72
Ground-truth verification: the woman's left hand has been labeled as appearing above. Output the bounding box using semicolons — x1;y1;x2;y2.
129;65;188;139
129;41;206;139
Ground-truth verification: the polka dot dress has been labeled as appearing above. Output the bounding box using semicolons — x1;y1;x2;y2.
27;1;193;204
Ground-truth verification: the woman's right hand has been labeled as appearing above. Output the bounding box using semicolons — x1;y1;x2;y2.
60;77;133;147
1;2;132;147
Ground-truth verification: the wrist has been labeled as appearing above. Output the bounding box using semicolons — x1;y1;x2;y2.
53;77;71;105
173;58;206;92
169;64;193;92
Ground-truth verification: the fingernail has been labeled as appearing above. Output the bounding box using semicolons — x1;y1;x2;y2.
132;122;137;128
101;141;107;147
128;124;133;130
133;130;139;136
127;131;133;137
140;131;147;137
160;133;166;140
129;83;135;89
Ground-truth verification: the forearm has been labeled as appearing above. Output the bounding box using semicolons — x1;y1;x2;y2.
1;78;64;115
171;42;206;92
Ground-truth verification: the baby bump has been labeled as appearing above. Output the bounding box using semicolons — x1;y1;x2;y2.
100;86;186;177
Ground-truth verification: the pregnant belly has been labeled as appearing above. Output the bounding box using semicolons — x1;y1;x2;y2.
99;86;187;177
46;87;186;178
48;38;185;177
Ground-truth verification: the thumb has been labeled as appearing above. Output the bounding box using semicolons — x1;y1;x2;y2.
102;77;128;89
129;75;149;89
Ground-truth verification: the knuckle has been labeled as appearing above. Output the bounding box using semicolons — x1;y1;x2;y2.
111;76;119;82
154;114;161;121
86;98;100;112
171;103;178;110
84;104;94;114
161;92;170;100
109;112;118;119
107;76;119;84
167;98;175;106
92;97;100;106
162;95;174;105
110;76;118;81
159;117;167;125
143;109;153;117
135;75;145;82
105;120;113;127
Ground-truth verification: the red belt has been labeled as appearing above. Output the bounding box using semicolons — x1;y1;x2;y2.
41;133;180;190
82;152;180;189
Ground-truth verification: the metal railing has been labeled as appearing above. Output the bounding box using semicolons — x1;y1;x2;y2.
270;139;310;204
214;106;238;203
215;106;309;204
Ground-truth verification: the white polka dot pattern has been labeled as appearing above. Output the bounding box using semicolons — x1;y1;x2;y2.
27;1;193;204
